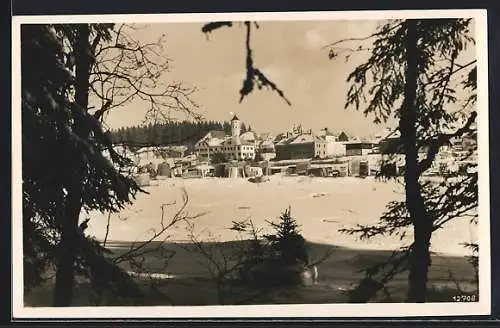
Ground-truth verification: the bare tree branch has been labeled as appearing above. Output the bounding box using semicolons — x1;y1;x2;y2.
90;24;201;123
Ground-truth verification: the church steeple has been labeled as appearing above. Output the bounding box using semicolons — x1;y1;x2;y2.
230;114;241;137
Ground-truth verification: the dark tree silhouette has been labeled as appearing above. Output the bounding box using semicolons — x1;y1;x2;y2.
206;18;478;303
22;24;142;306
241;122;248;134
330;19;478;302
22;23;199;306
182;207;323;304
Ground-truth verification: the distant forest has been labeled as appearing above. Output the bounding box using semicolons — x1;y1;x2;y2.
110;120;251;148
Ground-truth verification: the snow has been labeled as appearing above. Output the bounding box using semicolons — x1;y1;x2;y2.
85;175;478;257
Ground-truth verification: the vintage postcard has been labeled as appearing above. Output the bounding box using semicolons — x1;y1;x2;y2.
12;9;490;318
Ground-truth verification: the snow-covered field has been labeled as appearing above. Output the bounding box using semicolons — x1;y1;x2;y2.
86;175;478;257
25;175;479;306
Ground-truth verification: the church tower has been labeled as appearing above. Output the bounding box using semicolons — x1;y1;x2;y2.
231;114;241;137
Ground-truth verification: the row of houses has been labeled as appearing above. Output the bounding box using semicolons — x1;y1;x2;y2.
274;125;476;162
193;114;477;164
192;115;383;163
113;113;477;180
274;128;385;161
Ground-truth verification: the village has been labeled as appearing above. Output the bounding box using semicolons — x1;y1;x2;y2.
110;114;477;186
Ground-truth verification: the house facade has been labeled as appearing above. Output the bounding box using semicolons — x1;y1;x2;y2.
314;137;328;158
258;135;276;161
275;133;316;160
219;137;255;161
315;128;349;157
276;128;354;160
194;115;256;162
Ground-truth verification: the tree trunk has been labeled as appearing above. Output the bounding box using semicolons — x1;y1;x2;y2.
53;186;82;306
53;24;92;307
400;20;433;303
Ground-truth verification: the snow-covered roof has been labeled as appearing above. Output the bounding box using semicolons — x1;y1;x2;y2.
196;130;227;146
240;131;257;141
207;137;225;147
276;134;315;146
209;130;227;139
260;139;275;147
289;135;302;145
258;132;274;141
222;136;253;146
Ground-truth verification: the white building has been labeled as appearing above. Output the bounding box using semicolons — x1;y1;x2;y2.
194;115;256;161
315;128;347;157
194;130;226;159
314;136;328;158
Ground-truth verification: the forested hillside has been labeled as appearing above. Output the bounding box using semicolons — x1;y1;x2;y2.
110;120;251;147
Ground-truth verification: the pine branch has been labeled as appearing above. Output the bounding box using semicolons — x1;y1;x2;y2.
417;111;477;175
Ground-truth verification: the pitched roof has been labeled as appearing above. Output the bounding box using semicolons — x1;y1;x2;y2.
276;133;315;146
314;135;328;142
196;130;226;146
336;131;351;141
222;136;253;146
207;138;225;147
260;139;275;147
240;131;257;141
231;115;240;122
209;130;227;139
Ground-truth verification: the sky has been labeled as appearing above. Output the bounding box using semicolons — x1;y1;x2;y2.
101;19;475;137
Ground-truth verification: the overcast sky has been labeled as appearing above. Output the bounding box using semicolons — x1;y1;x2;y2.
102;19;474;137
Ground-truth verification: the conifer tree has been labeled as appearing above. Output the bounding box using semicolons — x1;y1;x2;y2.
22;23;198;306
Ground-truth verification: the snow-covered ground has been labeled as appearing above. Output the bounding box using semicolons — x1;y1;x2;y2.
85;175;478;257
26;176;479;306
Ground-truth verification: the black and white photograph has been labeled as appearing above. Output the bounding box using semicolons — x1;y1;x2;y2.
12;9;491;318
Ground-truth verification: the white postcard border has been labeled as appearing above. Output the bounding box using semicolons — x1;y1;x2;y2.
11;9;491;318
